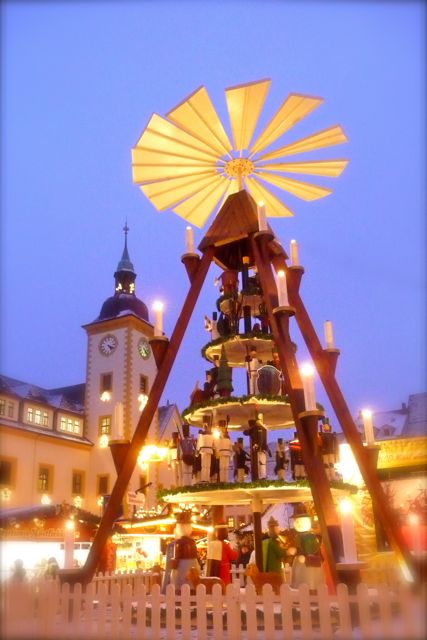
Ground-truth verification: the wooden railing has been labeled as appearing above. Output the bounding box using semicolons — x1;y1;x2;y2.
1;577;425;639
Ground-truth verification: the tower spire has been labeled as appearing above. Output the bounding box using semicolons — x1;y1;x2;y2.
114;221;136;294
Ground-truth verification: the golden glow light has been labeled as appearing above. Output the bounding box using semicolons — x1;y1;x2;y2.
138;393;148;411
100;391;111;402
41;494;51;505
212;427;221;440
122;517;176;529
73;495;82;509
99;434;109;448
339;498;353;515
138;444;169;466
65;519;75;531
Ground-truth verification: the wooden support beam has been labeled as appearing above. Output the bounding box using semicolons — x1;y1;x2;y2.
251;233;341;587
60;246;215;585
271;246;419;582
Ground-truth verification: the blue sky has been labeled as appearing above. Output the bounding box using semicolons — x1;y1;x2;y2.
1;0;425;427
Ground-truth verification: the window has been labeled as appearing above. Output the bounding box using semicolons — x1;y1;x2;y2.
0;458;16;487
60;417;66;431
0;400;5;415
42;412;49;427
99;416;111;436
227;516;235;529
7;403;14;418
100;373;112;392
38;465;53;493
73;420;80;434
97;474;109;495
67;418;73;432
34;409;41;425
72;471;84;495
139;375;148;394
27;407;34;423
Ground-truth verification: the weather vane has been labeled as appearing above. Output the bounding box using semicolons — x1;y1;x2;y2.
131;78;348;227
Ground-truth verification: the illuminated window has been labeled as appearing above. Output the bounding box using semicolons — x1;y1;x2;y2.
99;416;111;436
227;516;235;529
38;465;53;493
0;400;5;415
73;420;80;434
67;418;73;432
72;471;84;495
34;409;41;425
42;412;49;426
27;407;34;423
100;373;112;393
140;375;148;394
8;402;14;418
97;475;109;495
60;417;66;431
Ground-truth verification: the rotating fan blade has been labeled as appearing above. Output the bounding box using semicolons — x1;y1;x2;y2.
167;86;232;157
225;78;271;152
256;171;332;201
245;176;294;217
249;93;323;155
140;173;220;211
172;176;230;227
256;159;349;177
257;125;348;161
133;164;214;183
134;113;219;162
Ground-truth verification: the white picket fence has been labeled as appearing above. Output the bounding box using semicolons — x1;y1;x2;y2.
1;577;425;639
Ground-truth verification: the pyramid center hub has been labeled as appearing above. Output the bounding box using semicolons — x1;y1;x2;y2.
224;157;254;179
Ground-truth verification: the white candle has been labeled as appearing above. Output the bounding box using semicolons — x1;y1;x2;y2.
361;408;375;445
64;519;75;569
276;270;289;307
300;363;316;411
339;498;358;563
324;320;334;349
257;201;268;231
290;239;299;266
185;226;194;253
113;402;124;439
153;301;164;336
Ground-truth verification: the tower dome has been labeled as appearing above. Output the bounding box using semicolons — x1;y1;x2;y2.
96;223;149;322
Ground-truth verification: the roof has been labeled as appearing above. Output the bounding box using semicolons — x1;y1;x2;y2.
0;374;85;413
96;293;149;322
402;393;427;437
158;402;181;439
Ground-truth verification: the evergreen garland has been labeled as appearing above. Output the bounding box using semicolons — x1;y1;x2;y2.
157;478;358;501
181;393;292;419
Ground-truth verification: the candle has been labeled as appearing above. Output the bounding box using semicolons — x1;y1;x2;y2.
339;498;357;562
152;300;164;336
276;270;289;307
290;239;299;266
64;519;75;569
257;201;268;231
300;363;316;411
361;408;375;445
185;225;194;253
324;320;334;349
113;402;124;439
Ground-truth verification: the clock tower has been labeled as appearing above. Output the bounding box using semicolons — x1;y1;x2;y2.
83;224;157;513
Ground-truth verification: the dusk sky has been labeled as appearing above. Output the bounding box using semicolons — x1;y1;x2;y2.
1;1;425;429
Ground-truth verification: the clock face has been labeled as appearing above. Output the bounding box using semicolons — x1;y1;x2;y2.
138;336;151;359
99;334;118;356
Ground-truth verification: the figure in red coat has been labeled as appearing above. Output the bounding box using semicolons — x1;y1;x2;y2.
210;523;238;586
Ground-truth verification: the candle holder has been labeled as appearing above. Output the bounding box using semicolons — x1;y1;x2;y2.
181;253;200;282
324;347;341;375
108;440;131;473
286;265;305;294
253;229;274;243
149;335;169;368
297;410;325;456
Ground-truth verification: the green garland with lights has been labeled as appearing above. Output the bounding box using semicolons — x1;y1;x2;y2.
181;394;324;420
157;478;358;501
